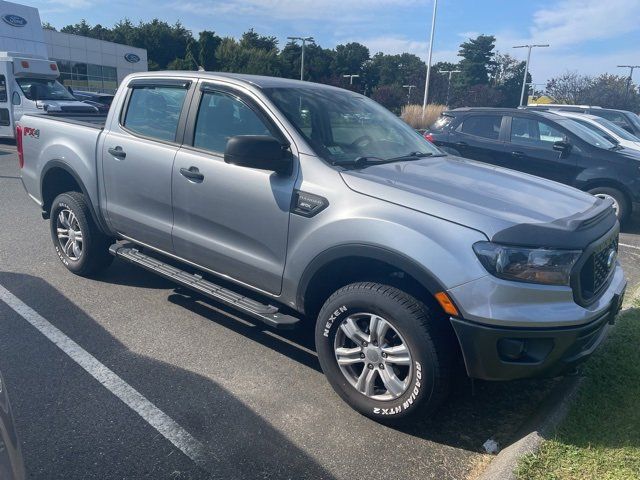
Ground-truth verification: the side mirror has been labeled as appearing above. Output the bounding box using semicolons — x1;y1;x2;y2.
552;140;572;157
11;92;20;106
224;135;291;174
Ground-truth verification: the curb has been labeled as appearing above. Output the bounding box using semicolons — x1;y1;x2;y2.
477;375;583;480
477;292;639;480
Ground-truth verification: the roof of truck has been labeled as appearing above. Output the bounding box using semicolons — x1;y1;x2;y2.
126;70;346;91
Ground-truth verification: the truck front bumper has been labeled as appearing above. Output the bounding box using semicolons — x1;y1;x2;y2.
448;264;627;381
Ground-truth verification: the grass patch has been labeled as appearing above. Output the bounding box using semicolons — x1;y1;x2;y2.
516;301;640;480
400;104;446;129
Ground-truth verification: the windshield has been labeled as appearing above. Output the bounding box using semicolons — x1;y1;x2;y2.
593;117;639;141
558;118;616;149
263;86;441;165
17;77;76;101
626;111;640;130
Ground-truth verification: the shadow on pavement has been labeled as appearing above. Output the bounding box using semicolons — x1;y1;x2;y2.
0;272;338;480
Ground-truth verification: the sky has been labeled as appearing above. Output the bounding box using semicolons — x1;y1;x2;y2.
27;0;640;84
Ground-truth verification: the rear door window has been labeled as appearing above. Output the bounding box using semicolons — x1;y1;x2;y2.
456;115;503;140
431;114;454;132
123;86;187;142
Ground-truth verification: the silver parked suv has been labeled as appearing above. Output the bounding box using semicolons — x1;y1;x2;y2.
18;72;627;422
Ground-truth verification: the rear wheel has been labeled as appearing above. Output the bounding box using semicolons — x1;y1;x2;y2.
50;192;113;276
588;187;630;224
315;282;452;423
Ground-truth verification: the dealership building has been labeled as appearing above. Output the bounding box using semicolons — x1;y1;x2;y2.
0;0;147;92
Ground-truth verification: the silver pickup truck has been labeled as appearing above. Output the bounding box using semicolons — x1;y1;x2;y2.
18;71;627;422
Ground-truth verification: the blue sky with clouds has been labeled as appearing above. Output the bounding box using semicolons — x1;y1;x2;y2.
27;0;640;83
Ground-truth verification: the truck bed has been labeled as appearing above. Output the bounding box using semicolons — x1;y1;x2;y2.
24;112;107;129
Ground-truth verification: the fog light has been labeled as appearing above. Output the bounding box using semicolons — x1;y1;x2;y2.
498;338;526;361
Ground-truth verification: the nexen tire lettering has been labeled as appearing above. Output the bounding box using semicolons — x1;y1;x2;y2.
323;305;347;337
373;361;422;415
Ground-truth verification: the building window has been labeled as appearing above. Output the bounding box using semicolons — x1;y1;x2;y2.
54;59;119;93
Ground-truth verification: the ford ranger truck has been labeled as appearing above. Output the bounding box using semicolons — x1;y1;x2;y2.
17;72;627;422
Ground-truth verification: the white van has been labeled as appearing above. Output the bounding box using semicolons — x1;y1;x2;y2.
0;52;98;138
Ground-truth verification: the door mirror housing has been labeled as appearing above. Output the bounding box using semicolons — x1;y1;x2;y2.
552;140;572;157
224;135;291;174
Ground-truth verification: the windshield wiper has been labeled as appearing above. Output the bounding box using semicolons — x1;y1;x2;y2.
331;156;387;168
385;151;435;162
332;151;439;169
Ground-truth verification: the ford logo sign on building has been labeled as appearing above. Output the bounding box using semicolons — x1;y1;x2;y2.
124;53;140;63
2;14;27;27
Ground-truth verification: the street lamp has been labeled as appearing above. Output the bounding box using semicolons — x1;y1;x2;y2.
421;0;438;120
287;36;315;81
402;84;416;104
617;65;640;97
343;74;360;85
438;69;460;106
513;44;549;107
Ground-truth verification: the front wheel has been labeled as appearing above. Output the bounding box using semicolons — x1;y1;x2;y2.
315;282;453;423
50;192;113;276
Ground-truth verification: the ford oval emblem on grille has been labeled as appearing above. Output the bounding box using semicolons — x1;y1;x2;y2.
124;53;140;63
606;249;617;270
2;14;27;27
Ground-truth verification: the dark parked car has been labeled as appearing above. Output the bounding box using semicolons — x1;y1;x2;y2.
525;104;640;137
72;91;114;114
430;107;640;222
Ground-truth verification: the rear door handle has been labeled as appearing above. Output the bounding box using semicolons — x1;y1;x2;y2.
180;166;204;182
511;151;525;157
456;141;468;147
108;146;126;159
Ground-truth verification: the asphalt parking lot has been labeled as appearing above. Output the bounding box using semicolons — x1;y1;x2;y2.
0;145;638;480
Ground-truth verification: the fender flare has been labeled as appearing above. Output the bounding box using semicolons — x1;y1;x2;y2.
40;160;110;234
295;243;447;315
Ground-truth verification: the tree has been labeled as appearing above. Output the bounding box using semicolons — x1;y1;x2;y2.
198;31;221;71
545;72;593;104
458;34;496;86
42;22;56;31
371;85;405;113
333;42;370;76
216;37;280;75
240;29;278;52
492;53;529;107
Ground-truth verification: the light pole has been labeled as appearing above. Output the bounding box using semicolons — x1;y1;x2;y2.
287;36;315;81
617;65;640;98
402;84;416;104
343;74;360;85
421;0;438;120
438;69;460;106
513;44;549;107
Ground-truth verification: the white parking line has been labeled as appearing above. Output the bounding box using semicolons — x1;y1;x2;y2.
620;242;640;251
0;284;209;467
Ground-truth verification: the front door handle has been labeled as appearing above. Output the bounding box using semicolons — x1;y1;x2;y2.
456;141;468;147
180;166;204;182
108;146;126;159
511;151;525;157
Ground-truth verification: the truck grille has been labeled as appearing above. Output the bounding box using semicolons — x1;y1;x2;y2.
579;234;618;301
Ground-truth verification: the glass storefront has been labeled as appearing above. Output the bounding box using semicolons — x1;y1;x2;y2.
54;59;118;93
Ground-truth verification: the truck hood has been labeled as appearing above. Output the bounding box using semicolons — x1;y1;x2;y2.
340;155;615;248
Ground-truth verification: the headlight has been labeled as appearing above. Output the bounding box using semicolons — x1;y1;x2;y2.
44;103;61;112
473;242;582;286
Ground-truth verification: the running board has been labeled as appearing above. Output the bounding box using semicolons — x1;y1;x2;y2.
109;244;301;330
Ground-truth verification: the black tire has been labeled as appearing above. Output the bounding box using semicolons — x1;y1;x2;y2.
50;192;113;276
315;282;453;423
587;187;630;224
